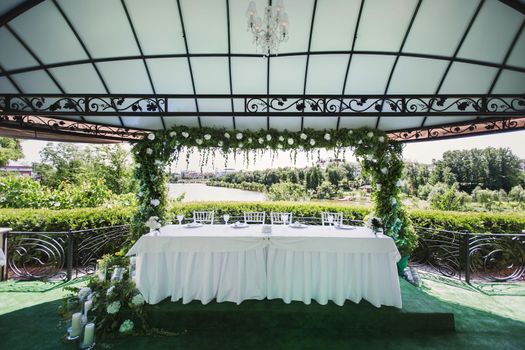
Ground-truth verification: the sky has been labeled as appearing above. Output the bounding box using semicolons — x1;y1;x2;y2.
15;129;525;171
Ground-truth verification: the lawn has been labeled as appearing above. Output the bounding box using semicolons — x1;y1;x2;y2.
0;273;524;349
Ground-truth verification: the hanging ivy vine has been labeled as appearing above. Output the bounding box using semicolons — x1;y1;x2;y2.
131;126;418;256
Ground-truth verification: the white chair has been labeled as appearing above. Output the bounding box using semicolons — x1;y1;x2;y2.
243;212;266;224
193;210;214;224
270;212;293;225
321;212;343;226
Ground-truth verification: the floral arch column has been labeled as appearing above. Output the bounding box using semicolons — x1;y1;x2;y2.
131;127;417;256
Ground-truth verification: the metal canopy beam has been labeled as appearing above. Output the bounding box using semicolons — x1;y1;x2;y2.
226;0;235;129
2;50;525;79
421;0;485;128
120;0;165;130
0;0;44;27
377;0;422;129
176;0;201;128
337;0;365;130
300;0;318;131
1;113;524;144
52;0;126;128
1;93;523;118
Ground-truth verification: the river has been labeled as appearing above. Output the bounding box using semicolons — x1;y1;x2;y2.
168;183;266;202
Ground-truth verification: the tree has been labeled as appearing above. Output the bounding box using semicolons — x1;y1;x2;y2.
508;185;525;209
305;166;324;191
430;148;522;192
0;137;23;167
34;143;136;194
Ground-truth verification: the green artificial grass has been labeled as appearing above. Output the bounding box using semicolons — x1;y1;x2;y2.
0;274;524;350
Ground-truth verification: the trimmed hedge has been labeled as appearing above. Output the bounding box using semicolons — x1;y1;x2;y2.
0;202;524;234
0;207;134;232
409;209;525;234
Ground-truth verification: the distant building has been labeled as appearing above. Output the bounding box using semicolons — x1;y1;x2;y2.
214;168;237;177
0;164;33;177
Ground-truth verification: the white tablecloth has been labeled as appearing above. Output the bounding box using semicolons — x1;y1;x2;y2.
127;224;401;307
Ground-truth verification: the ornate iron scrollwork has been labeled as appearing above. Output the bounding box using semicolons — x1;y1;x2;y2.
5;225;130;281
469;234;525;282
75;225;129;276
7;233;67;280
410;228;462;278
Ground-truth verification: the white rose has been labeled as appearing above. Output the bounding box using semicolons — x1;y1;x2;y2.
378;136;385;143
204;134;211;140
278;136;284;142
391;197;397;206
146;148;153;155
324;133;331;141
238;142;243;148
150;199;160;207
107;301;121;315
396;180;402;187
224;132;230;139
218;141;223;147
300;133;307;140
136;163;141;168
131;294;145;306
154;160;162;166
309;139;316;146
106;285;115;297
247;137;252;143
258;138;264;144
196;139;203;145
138;191;143;197
358;140;363;144
367;131;374;138
182;132;189;138
169;131;176;137
266;134;272;141
348;130;353;135
287;138;294;145
147;133;155;141
236;132;243;140
381;168;388;175
277;144;283;149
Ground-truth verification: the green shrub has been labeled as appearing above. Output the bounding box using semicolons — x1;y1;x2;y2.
314;181;342;200
0;207;134;231
267;183;308;201
0;175;115;209
0;202;523;235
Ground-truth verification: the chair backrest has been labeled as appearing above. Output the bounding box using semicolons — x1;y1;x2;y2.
270;212;293;225
321;212;343;226
243;211;266;224
193;210;214;224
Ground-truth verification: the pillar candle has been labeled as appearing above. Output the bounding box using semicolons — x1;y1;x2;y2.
84;300;93;314
71;312;81;337
83;323;95;346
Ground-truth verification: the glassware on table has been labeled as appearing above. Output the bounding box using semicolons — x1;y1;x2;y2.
281;214;289;225
223;214;230;225
176;214;184;225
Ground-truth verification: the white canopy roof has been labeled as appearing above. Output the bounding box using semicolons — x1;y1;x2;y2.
0;0;524;141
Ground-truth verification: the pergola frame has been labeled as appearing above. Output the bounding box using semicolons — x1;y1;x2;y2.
0;0;524;143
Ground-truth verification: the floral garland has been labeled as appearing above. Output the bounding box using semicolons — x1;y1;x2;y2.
131;126;418;256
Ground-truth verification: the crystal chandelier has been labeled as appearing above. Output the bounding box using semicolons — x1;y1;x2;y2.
246;0;289;57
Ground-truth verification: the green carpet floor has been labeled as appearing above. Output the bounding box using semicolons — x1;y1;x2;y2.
1;273;524;350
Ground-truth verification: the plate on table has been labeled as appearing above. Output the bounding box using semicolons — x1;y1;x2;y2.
289;222;307;229
335;224;355;230
230;222;249;228
185;222;203;228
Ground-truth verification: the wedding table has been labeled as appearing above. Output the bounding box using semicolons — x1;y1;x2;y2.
126;224;402;308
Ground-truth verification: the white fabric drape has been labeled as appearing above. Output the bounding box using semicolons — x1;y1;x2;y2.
127;225;402;308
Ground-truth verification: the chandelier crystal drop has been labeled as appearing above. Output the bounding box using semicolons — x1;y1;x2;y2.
246;0;289;57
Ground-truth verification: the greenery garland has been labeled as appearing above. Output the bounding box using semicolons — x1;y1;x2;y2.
131;126;418;256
